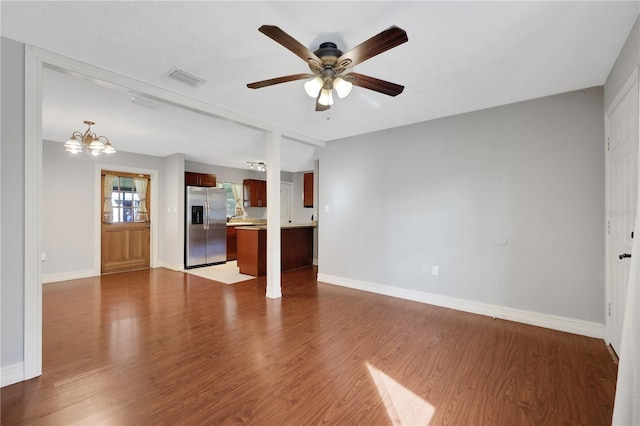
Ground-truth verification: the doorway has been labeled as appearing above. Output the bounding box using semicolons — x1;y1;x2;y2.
606;72;639;354
281;182;292;224
101;171;151;274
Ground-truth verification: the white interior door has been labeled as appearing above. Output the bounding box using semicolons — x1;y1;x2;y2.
607;79;639;354
280;182;292;224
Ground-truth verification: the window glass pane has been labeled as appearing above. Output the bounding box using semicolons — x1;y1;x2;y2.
123;207;133;222
120;177;133;192
105;174;150;224
219;183;235;217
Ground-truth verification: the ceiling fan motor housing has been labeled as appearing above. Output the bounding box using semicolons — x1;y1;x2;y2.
314;42;343;59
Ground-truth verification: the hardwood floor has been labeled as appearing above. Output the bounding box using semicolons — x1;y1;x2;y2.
1;267;617;425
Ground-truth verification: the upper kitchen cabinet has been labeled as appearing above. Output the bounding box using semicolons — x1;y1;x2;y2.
303;172;314;208
243;179;267;207
185;172;217;187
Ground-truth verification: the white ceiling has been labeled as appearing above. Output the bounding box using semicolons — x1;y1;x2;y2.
2;1;639;172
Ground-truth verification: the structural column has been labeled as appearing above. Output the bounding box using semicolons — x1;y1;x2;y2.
265;131;282;299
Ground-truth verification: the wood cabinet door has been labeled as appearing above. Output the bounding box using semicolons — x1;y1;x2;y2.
185;172;200;186
243;179;267;207
303;172;314;208
185;172;217;187
226;226;237;261
258;180;267;207
199;174;217;187
101;172;151;274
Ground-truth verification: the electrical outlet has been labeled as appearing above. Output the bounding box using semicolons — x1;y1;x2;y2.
432;266;439;276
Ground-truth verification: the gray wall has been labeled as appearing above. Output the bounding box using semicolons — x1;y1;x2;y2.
605;15;639;111
42;141;166;277
1;37;26;368
318;87;605;323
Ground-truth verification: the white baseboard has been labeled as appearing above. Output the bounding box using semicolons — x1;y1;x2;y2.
1;362;24;387
317;273;604;339
313;257;318;266
42;269;96;284
157;261;185;272
42;263;188;284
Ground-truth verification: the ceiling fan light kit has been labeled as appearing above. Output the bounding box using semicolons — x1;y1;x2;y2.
247;25;408;111
63;120;116;156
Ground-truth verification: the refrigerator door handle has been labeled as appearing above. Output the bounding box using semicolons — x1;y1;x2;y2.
203;201;208;230
205;201;210;230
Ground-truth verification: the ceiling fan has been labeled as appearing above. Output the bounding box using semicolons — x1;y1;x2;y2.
247;25;408;111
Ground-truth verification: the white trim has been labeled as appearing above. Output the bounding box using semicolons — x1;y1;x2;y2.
318;273;605;339
42;269;95;284
95;164;160;274
156;262;185;272
29;47;324;147
24;45;43;381
604;66;639;346
606;67;640;116
266;132;282;299
1;362;25;388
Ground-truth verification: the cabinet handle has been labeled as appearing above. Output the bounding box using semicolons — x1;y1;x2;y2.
619;253;632;259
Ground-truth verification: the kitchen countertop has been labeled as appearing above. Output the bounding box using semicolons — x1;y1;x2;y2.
235;223;316;230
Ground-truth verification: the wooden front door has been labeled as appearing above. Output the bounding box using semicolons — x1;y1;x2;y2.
101;171;151;274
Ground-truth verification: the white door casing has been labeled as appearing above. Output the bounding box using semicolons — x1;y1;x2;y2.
606;72;639;354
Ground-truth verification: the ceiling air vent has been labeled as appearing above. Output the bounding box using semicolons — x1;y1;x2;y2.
166;67;207;87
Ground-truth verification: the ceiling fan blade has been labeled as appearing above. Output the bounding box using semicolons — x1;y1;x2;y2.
346;73;404;97
337;26;408;68
259;25;321;64
247;73;314;89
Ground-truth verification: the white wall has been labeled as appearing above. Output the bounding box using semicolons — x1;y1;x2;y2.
1;37;26;370
42;140;165;280
318;87;605;324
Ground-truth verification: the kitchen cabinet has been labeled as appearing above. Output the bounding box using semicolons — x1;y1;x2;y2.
185;172;217;187
303;172;314;208
236;225;314;277
226;226;238;261
243;179;267;207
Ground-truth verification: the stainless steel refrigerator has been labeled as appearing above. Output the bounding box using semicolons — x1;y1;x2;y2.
185;187;227;268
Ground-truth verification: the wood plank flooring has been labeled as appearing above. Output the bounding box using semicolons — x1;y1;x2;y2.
1;267;617;425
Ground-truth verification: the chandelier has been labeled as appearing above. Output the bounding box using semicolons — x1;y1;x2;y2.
247;161;266;172
63;120;116;156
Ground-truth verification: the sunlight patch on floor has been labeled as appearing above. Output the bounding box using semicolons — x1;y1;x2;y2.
367;362;435;425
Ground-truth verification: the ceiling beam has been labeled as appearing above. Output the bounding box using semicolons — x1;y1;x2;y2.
35;46;325;148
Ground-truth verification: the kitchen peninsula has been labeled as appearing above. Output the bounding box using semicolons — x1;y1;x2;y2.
236;224;315;276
